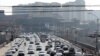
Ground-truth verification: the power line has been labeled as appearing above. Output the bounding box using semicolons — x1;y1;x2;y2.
1;5;100;7
0;10;93;13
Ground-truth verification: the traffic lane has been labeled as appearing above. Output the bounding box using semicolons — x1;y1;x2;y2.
50;35;83;56
25;39;49;56
25;41;36;56
12;38;25;56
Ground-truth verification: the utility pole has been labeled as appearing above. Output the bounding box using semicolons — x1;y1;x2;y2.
95;18;99;56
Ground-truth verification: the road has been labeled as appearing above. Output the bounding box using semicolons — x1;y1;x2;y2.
2;33;85;56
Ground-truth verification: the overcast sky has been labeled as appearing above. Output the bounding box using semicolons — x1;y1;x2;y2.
0;0;100;15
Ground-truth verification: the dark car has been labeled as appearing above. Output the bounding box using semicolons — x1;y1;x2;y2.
17;51;25;56
69;48;75;54
61;44;65;48
50;51;56;56
30;42;34;44
67;48;75;56
45;45;50;51
26;37;30;41
35;42;40;45
63;46;68;50
36;46;42;51
17;53;24;56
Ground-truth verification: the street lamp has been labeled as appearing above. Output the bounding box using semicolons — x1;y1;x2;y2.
72;27;78;44
88;12;99;56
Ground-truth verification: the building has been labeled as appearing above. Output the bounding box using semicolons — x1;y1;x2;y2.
0;10;5;19
61;0;86;22
12;2;61;19
12;0;86;21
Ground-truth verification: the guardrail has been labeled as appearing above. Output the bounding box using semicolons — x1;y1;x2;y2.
66;39;99;56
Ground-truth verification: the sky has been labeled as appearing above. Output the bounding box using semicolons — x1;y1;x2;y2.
0;0;100;15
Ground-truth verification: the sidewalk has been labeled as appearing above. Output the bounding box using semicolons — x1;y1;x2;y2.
0;43;11;56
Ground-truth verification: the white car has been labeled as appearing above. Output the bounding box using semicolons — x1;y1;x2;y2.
9;48;16;53
63;50;69;55
5;51;13;56
28;47;34;50
12;45;18;51
27;50;35;55
55;52;63;56
75;52;83;56
39;51;46;56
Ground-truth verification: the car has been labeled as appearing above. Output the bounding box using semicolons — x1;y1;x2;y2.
46;38;49;41
50;51;56;56
30;41;34;44
9;48;16;53
57;48;63;53
55;45;61;48
28;44;33;47
51;38;55;42
19;50;24;53
28;44;33;48
69;48;75;54
17;50;25;56
48;44;52;48
63;46;68;51
28;50;35;54
15;42;20;47
54;46;61;51
12;46;18;51
61;44;65;48
47;48;52;54
55;40;61;46
39;51;46;56
63;51;69;56
28;45;34;50
64;48;75;56
5;51;13;56
35;42;40;45
75;52;83;56
55;52;63;56
45;45;50;51
36;46;42;51
28;47;34;50
26;37;30;41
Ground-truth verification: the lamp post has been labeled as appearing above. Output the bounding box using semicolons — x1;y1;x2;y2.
88;13;99;56
72;27;78;44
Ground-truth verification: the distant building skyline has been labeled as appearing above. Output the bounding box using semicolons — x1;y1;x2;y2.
12;0;86;21
0;0;100;15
